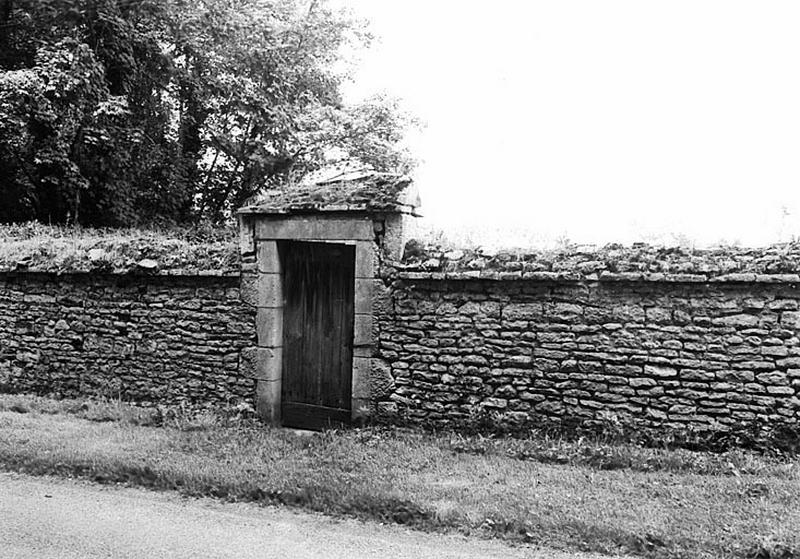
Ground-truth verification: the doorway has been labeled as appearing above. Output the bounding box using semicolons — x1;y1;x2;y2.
280;241;355;430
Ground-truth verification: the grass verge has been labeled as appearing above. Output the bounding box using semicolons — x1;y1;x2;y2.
0;394;798;559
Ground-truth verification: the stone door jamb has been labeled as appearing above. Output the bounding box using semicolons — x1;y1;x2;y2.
245;215;376;424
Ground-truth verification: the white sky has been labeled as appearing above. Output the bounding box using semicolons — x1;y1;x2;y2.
338;1;800;248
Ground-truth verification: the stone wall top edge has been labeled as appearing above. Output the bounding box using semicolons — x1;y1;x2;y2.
398;240;800;282
389;270;800;285
0;270;241;282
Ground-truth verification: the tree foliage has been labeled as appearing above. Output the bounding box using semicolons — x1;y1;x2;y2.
0;0;416;225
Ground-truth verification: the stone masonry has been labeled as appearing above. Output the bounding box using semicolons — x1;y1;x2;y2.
4;203;800;439
239;171;418;424
238;214;379;423
0;273;256;408
374;278;800;431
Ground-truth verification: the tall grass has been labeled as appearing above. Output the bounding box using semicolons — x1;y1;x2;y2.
0;222;238;273
0;394;798;558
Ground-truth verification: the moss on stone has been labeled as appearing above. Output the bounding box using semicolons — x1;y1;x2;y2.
240;172;417;215
396;241;800;282
0;223;239;276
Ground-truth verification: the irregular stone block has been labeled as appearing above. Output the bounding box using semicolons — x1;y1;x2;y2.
630;377;657;388
534;400;564;415
713;314;759;328
504;303;542;320
644;365;677;378
482;397;508;409
239;273;259;307
370;359;395;399
766;386;795;396
756;371;788;385
717;370;755;382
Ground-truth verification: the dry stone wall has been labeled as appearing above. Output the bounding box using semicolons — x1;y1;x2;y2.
5;226;800;439
375;277;800;432
0;272;256;409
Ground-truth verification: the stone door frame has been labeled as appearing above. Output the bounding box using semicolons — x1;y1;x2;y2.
243;215;376;424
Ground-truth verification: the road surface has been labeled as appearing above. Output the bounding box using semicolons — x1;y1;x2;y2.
0;472;624;558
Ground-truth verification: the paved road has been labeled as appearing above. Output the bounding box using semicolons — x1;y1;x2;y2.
0;472;623;559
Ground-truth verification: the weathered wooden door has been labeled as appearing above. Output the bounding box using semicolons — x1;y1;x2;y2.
281;241;355;430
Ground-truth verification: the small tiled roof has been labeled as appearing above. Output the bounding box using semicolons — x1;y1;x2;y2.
238;171;420;215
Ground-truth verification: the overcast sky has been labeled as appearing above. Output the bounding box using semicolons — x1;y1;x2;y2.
338;1;800;248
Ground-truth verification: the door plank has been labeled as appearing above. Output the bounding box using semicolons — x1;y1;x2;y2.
280;241;355;429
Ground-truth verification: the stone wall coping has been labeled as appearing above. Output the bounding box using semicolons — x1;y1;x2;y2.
0;268;240;278
0;224;240;276
0;269;240;280
393;241;800;284
389;269;800;283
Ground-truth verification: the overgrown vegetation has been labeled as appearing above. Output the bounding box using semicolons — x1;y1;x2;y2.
0;0;416;226
0;394;798;559
0;222;238;273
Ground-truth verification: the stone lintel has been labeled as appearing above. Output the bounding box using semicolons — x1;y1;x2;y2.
255;217;373;241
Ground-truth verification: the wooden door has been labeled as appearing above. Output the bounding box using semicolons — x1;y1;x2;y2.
281;241;355;430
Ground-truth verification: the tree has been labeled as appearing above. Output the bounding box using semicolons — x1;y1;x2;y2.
0;0;416;225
